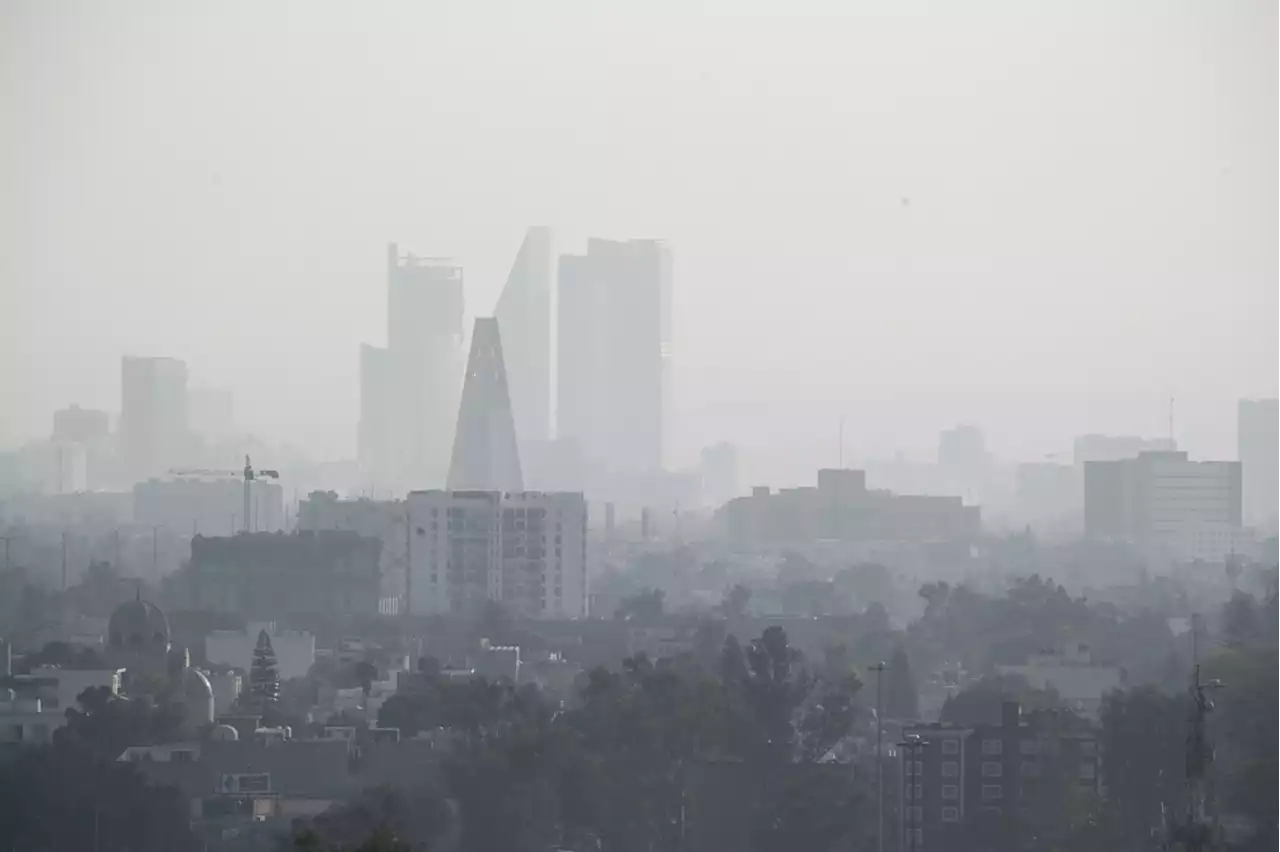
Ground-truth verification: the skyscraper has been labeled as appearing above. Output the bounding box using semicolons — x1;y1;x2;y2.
447;318;523;493
493;227;552;445
1238;398;1278;528
556;238;672;474
359;244;465;494
121;356;189;483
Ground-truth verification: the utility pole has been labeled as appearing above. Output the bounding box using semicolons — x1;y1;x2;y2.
61;531;68;591
404;504;413;617
1166;663;1224;852
870;660;887;852
113;528;121;571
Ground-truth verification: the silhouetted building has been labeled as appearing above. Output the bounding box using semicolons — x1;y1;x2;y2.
1072;433;1175;465
720;468;980;548
121;356;189;483
1084;451;1244;563
447;318;524;492
558;238;672;475
358;245;465;495
407;490;588;619
494;226;552;445
297;492;408;603
1237;398;1278;529
700;441;739;507
52;405;109;444
134;476;284;536
171;532;382;618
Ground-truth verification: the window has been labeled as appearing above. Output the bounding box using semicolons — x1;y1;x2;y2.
913;829;923;846
1020;739;1039;756
1079;763;1096;780
171;749;194;763
942;785;959;800
906;759;923;776
982;761;1003;777
942;739;960;755
1020;760;1040;777
942;761;959;777
982;739;1003;755
942;807;959;823
982;785;1003;800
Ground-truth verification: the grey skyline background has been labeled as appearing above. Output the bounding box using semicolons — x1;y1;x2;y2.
3;0;1275;487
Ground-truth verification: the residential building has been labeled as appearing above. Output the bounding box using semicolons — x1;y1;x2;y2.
494;226;552;445
1237;398;1278;529
407;490;588;619
169;532;382;618
121;356;190;483
901;702;1101;852
557;237;672;475
358;245;465;495
1084;451;1244;563
135;476;284;536
719;468;981;549
446;318;524;493
297;492;408;603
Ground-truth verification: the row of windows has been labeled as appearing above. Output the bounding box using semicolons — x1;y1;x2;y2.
923;737;1097;759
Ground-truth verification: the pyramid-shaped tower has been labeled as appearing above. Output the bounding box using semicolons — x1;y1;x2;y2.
494;227;551;444
447;318;524;492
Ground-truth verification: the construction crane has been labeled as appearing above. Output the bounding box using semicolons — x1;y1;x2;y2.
169;455;280;534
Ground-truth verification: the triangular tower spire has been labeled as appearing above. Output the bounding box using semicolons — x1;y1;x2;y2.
446;317;524;492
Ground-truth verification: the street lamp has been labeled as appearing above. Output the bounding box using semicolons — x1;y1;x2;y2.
870;660;888;852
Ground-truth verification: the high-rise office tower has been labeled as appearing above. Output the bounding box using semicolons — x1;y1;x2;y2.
121;356;189;483
1238;398;1278;528
359;244;465;494
494;227;552;445
447;318;523;493
557;238;672;474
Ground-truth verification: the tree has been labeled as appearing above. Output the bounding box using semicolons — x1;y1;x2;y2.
722;583;752;618
884;644;919;720
355;660;379;699
614;587;665;622
250;629;280;710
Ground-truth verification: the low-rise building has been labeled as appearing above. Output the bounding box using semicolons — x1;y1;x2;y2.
719;468;981;549
296;492;408;605
901;702;1101;852
170;531;382;618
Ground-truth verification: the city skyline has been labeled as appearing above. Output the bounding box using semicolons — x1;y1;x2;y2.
3;2;1275;485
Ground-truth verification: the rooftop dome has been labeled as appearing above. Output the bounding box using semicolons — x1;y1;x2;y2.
108;593;170;650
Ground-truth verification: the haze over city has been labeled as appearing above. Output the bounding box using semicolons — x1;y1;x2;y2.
4;0;1275;484
0;5;1277;852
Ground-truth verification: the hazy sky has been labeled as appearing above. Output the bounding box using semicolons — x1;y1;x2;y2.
3;0;1276;485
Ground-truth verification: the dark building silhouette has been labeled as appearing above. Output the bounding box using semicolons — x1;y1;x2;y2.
446;318;524;493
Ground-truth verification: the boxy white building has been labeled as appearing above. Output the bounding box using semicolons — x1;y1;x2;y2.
407;490;588;619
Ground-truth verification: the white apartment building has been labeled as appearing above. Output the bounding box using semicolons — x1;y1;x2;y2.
297;493;408;602
407;490;588;619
